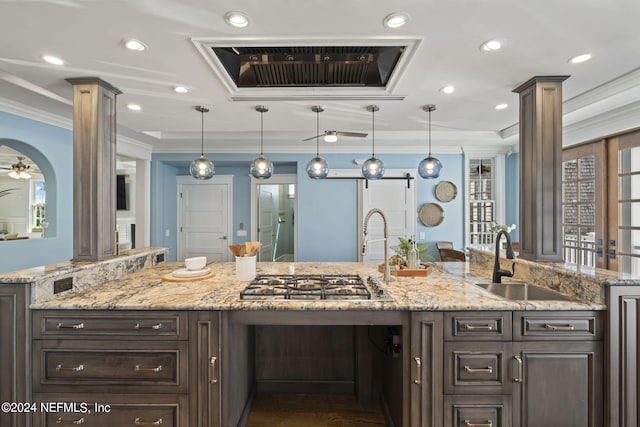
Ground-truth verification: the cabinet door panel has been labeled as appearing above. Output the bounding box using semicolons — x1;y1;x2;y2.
513;341;602;427
189;312;221;427
410;312;443;427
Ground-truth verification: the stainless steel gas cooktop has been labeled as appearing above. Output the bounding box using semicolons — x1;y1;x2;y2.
239;274;391;301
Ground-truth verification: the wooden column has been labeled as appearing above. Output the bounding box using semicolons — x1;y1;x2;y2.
513;76;569;262
66;78;122;261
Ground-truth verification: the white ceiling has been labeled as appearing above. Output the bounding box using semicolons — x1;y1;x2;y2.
1;0;639;157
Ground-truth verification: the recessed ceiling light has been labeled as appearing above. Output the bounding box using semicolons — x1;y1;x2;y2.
174;86;189;94
480;40;502;52
127;104;142;111
124;39;147;52
224;11;249;28
383;12;410;29
568;53;592;64
495;103;509;110
440;85;455;94
42;55;64;65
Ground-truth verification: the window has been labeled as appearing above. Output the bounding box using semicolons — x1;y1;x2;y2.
468;158;496;245
30;180;46;232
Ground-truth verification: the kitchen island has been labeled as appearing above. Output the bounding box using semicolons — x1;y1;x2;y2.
20;259;613;427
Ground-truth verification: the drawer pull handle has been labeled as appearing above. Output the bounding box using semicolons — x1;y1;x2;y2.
135;322;162;330
464;365;493;374
134;418;163;426
56;322;84;329
463;323;493;331
464;420;492;427
210;356;218;384
56;364;84;372
56;417;85;425
134;365;162;373
544;323;575;331
413;357;421;385
513;355;523;383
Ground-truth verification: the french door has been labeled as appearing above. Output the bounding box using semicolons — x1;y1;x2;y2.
562;128;640;274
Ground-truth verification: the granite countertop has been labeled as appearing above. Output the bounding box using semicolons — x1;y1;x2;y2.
0;247;167;284
30;261;606;312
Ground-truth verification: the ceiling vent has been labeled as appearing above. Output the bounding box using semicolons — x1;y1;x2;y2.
211;46;404;88
192;38;420;100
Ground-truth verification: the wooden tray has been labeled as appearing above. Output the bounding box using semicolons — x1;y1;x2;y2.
162;270;216;282
379;263;433;277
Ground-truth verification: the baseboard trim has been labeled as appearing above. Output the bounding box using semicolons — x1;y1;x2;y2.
380;395;396;427
236;385;256;427
256;380;355;394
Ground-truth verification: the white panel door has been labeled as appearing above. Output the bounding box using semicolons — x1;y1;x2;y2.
178;182;230;262
360;175;416;262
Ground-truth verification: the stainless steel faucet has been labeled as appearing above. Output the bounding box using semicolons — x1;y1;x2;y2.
361;208;390;288
492;229;516;283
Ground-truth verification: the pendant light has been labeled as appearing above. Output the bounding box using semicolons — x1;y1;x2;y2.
306;105;329;179
418;104;442;179
362;105;385;179
250;105;273;179
190;106;215;180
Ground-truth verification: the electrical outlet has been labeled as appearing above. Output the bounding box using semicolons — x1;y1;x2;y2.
165;229;170;237
237;229;247;237
419;232;425;240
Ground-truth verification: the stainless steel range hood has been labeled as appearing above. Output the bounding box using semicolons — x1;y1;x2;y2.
211;46;405;88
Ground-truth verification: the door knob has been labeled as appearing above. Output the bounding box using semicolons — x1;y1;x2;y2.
219;236;228;240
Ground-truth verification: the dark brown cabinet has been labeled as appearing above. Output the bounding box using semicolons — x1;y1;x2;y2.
441;311;603;427
606;285;640;426
0;285;29;427
31;310;191;427
188;311;221;427
410;312;443;427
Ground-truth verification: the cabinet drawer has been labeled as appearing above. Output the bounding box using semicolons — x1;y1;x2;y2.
33;310;187;339
444;312;512;341
444;342;513;395
444;395;512;427
33;394;187;427
513;311;602;341
33;340;188;393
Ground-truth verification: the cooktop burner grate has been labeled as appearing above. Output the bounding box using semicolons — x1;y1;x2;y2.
240;274;386;301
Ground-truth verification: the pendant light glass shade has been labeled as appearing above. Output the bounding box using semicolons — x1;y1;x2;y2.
306;105;330;179
190;106;215;180
362;105;385;179
306;156;329;179
418;104;442;179
250;105;273;179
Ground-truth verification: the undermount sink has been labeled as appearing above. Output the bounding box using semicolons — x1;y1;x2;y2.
474;282;571;301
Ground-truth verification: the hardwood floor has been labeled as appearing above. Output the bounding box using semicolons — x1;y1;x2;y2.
245;393;388;427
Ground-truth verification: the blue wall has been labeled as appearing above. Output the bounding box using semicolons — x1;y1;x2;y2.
151;152;466;262
0;112;73;273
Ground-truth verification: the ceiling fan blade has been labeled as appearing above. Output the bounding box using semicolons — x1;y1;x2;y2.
336;131;367;138
301;134;325;141
0;167;12;170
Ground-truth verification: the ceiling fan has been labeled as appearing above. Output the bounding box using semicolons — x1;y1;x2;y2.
301;106;368;142
0;156;33;179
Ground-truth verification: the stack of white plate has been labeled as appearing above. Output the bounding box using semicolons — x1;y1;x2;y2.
172;267;210;278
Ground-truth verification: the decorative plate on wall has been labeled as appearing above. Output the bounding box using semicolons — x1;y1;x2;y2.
419;203;444;227
434;181;458;202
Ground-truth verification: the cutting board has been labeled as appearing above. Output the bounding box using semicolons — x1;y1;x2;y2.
162;270;216;282
378;263;433;277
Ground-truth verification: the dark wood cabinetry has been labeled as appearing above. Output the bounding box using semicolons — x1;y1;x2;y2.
189;311;221;427
606;285;640;426
32;310;192;427
441;311;603;427
410;312;443;427
0;285;30;427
